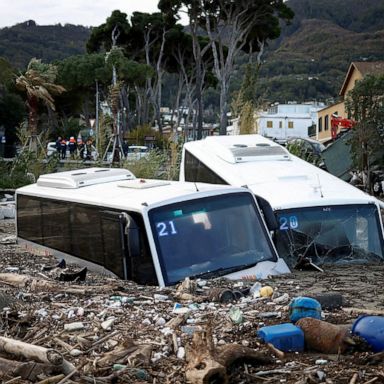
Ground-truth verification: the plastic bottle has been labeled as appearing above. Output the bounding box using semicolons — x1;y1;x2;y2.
249;282;262;298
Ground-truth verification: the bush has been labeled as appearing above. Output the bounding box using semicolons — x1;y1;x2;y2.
0;150;61;189
119;141;182;181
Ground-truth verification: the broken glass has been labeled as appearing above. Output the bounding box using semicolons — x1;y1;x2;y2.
274;204;384;268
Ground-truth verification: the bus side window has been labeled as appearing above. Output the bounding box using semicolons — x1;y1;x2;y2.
17;195;43;244
184;150;227;185
71;204;104;265
41;200;71;254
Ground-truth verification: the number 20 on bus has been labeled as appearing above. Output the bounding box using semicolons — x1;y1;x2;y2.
279;216;299;231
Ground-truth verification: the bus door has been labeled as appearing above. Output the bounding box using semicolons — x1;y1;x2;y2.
100;211;128;279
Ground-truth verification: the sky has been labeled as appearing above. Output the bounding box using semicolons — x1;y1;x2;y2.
0;0;163;28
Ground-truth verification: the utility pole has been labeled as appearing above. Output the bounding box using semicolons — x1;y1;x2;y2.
95;80;99;151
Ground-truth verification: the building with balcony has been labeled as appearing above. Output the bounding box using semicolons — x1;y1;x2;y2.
315;61;384;143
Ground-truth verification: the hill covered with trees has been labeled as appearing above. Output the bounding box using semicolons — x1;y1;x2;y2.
0;0;383;110
255;0;384;102
0;20;90;69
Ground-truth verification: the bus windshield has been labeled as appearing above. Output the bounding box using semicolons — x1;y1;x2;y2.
148;193;277;285
274;204;384;267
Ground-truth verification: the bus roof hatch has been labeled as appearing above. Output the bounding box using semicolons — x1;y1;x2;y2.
118;179;171;189
215;144;291;164
37;168;136;189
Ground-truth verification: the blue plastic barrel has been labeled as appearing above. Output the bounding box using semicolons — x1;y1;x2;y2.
289;297;322;323
257;323;304;352
352;315;384;352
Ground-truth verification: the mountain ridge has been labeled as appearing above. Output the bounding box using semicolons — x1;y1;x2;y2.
1;0;383;102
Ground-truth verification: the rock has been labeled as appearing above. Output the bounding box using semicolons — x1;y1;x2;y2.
155;317;166;326
0;292;14;310
101;317;115;330
154;294;169;301
70;348;83;357
177;346;186;359
142;318;151;325
0;205;15;219
273;293;290;304
64;322;85;332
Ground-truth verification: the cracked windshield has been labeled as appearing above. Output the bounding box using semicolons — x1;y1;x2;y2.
274;204;384;268
149;193;276;285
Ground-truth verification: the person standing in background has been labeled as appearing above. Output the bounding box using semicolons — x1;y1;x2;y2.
60;138;67;160
68;136;77;159
55;136;62;155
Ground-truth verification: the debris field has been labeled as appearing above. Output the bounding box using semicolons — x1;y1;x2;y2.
1;219;384;384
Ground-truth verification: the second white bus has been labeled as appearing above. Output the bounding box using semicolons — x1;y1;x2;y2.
180;135;384;267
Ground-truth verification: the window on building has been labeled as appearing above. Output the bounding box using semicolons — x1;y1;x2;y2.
325;115;329;131
318;117;323;132
267;121;273;128
279;121;282;128
288;121;294;129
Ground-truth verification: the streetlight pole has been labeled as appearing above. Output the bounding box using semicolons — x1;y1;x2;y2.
95;80;99;151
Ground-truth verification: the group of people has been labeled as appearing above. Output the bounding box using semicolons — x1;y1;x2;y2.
55;136;96;161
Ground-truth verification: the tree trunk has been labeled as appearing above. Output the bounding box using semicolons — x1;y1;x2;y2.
189;12;205;141
185;328;272;384
28;96;38;136
203;6;254;135
0;356;61;381
186;329;227;384
219;81;229;135
81;97;91;129
171;72;184;129
0;336;63;365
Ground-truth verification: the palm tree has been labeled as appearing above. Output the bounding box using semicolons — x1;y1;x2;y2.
15;58;65;152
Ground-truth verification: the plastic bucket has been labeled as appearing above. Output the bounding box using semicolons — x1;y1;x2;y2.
289;297;322;323
352;315;384;352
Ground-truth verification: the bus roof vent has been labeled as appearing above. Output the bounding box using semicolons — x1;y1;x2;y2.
37;168;136;189
227;145;291;163
118;179;171;189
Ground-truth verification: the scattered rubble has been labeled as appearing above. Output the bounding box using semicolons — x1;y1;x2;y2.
1;219;384;383
0;192;15;221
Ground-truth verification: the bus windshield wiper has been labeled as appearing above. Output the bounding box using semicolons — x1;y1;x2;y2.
190;263;257;280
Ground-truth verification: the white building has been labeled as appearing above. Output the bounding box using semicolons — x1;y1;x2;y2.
256;102;325;140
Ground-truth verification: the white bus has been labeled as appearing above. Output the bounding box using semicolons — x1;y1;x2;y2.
15;168;289;287
180;135;384;267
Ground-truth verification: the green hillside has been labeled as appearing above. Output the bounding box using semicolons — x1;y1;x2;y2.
256;0;384;102
0;0;383;102
0;20;90;69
